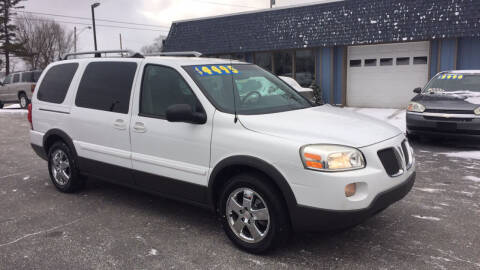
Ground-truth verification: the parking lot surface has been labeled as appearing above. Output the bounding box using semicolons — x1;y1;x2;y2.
1;110;479;269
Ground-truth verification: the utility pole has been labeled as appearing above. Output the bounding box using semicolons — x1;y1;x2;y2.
91;3;100;52
74;26;77;53
119;33;123;57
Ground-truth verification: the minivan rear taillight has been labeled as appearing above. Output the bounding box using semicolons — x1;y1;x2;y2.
31;84;36;93
27;103;33;129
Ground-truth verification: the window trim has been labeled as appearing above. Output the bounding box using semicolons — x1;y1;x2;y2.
138;63;206;120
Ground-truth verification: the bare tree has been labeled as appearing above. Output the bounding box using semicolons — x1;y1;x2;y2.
16;14;73;70
141;35;165;54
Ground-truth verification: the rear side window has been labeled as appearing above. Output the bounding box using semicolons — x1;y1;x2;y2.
37;63;79;104
75;62;137;114
13;74;20;83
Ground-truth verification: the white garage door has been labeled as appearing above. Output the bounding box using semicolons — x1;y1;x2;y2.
346;41;430;108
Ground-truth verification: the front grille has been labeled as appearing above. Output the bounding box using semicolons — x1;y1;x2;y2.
401;141;410;167
425;109;473;114
378;140;412;177
378;148;402;176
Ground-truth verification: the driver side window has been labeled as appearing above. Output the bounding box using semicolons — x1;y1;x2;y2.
140;65;202;118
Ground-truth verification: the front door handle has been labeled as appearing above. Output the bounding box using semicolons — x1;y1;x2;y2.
113;119;127;130
133;122;146;133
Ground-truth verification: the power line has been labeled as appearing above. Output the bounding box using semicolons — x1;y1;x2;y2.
19;17;170;33
194;0;260;9
18;10;171;29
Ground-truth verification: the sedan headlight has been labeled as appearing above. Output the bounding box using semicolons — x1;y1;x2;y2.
475;107;480;115
407;102;426;112
300;145;366;172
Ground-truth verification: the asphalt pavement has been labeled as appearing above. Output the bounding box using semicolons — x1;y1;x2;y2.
0;110;479;270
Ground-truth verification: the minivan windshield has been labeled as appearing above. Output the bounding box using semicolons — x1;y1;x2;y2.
184;64;312;115
424;74;480;94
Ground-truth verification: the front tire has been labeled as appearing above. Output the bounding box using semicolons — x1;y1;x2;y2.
48;141;85;193
19;93;29;109
218;173;291;254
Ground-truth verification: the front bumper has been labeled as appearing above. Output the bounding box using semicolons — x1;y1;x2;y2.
290;172;415;232
407;111;480;137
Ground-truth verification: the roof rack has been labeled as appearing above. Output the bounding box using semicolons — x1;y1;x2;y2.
62;50;144;60
144;51;202;57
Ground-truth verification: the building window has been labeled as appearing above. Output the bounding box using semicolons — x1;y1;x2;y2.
396;57;410;65
413;56;428;65
255;52;272;72
231;53;245;61
365;59;377;67
273;51;293;77
350;60;362;67
380;58;393;66
295;50;315;87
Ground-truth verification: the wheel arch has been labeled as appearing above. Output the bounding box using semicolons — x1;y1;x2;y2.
43;129;78;159
208;155;297;215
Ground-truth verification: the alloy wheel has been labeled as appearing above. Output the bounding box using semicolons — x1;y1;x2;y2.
50;149;71;185
226;188;270;243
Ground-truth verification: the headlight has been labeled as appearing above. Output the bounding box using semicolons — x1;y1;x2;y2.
475;107;480;115
407;102;426;112
300;145;366;172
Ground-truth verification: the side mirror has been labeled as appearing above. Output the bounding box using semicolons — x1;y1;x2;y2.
166;104;206;124
413;87;422;94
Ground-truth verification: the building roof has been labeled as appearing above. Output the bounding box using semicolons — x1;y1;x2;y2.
163;0;480;55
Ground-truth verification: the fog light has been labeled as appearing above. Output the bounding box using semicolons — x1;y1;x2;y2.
345;183;356;197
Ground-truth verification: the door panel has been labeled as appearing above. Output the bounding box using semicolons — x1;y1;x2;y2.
130;64;212;192
69;61;139;185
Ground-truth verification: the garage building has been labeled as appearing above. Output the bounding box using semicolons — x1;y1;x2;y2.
163;0;480;108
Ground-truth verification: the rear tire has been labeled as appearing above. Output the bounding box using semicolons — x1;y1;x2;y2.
218;173;291;254
19;93;29;109
47;141;85;193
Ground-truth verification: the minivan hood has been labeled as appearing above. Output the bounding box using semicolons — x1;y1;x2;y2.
239;105;402;148
412;91;480;111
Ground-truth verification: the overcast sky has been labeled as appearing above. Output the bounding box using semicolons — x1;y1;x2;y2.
18;0;334;56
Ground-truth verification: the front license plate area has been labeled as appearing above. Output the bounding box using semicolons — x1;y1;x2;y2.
436;122;457;131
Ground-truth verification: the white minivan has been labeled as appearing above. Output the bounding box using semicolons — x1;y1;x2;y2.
29;51;415;253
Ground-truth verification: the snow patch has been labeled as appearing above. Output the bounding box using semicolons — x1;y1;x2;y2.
415;187;444;193
412;215;441;221
23;176;30;181
148;248;158;256
464;176;480;183
440;151;480;160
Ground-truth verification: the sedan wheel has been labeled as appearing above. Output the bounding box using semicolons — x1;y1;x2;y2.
19;94;29;109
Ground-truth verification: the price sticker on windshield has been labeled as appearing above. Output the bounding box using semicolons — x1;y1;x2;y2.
194;65;240;76
440;74;463;80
